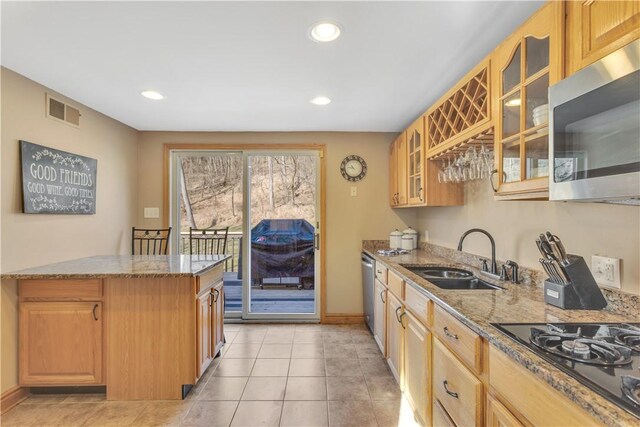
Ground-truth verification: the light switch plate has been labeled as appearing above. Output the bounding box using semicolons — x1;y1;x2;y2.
591;255;621;288
144;207;160;219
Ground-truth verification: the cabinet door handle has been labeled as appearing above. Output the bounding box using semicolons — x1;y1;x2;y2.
395;306;402;322
443;380;459;398
380;290;386;304
399;312;406;329
212;288;220;303
443;326;458;340
92;304;99;321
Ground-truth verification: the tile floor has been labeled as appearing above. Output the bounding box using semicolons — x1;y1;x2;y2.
1;323;423;427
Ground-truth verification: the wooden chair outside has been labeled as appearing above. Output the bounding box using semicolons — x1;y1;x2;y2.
189;227;229;255
131;227;172;255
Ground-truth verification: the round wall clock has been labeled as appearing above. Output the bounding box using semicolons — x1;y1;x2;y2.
340;155;367;182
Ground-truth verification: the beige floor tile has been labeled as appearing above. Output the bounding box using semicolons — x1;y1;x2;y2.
285;377;327;401
288;358;326;377
215;358;256;376
372;398;423;427
181;400;239;426
323;343;357;359
293;331;324;343
233;331;266;343
198;376;249;401
230;401;282;426
280;401;328;427
62;393;107;403
326;376;370;401
266;324;296;331
241;377;287;400
224;331;239;342
322;332;352;344
321;325;353;332
356;343;383;358
44;403;105;426
258;343;292;358
263;331;295;344
21;394;69;404
365;376;401;400
351;334;377;345
292;343;324;358
80;401;150;426
1;403;66;426
359;357;392;377
294;324;323;331
325;358;362;377
224;324;243;331
328;400;377;427
223;342;262;358
130;401;192;426
251;358;290;376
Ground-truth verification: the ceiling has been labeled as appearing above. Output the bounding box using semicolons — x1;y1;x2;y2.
1;1;543;132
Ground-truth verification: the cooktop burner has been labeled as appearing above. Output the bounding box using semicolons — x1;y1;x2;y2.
492;322;640;420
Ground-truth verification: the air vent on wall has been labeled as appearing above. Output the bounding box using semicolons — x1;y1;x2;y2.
46;93;81;127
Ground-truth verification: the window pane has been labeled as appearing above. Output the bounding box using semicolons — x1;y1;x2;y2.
525;133;549;179
502;139;521;183
502;91;521;138
526;36;549;78
525;74;550;129
503;43;521;94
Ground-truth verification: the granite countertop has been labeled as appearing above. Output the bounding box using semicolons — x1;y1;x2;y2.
0;254;230;279
362;241;639;427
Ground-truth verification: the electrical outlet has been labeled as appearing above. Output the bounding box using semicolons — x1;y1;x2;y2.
591;255;621;288
350;186;357;197
144;207;160;219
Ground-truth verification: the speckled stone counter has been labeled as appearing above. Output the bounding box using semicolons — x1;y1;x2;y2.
0;254;230;279
363;241;639;427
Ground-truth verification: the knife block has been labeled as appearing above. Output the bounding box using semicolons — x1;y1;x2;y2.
543;254;607;310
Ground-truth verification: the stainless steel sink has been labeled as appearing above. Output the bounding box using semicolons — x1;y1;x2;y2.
401;265;503;290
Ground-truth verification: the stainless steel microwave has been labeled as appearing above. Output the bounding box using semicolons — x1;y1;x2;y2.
549;39;640;205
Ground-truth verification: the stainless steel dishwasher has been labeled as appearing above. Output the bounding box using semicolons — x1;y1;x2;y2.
361;252;375;333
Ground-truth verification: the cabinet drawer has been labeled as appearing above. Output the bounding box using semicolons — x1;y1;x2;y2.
375;263;388;284
197;264;224;294
388;270;405;299
434;305;482;373
20;279;102;300
404;284;431;326
433;400;456;427
489;346;598;426
433;338;483;427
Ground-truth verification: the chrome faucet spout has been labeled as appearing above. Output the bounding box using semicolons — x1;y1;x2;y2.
457;228;498;275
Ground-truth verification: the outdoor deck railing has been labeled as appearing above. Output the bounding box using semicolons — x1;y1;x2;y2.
180;231;242;273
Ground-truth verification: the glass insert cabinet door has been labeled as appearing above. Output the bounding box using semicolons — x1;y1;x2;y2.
493;1;563;197
407;117;425;205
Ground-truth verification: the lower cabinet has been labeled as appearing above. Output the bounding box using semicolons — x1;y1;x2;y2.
386;291;404;385
433;399;456;427
196;290;214;378
373;278;387;356
19;301;103;385
486;393;524;427
403;309;431;425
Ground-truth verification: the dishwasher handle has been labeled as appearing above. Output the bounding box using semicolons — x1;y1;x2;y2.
361;256;374;268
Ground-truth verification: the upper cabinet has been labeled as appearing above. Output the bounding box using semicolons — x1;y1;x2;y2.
492;1;564;199
566;0;640;76
407;117;425;205
389;132;408;207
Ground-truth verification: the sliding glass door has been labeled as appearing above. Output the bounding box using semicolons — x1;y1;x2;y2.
170;149;321;321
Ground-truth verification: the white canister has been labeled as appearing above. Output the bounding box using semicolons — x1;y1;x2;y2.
403;227;418;249
389;229;403;249
401;235;414;251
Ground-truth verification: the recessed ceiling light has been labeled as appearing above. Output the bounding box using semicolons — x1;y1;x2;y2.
141;90;164;100
310;22;341;42
505;98;521;107
310;96;331;106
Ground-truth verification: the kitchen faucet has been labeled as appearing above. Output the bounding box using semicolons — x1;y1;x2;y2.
457;228;500;280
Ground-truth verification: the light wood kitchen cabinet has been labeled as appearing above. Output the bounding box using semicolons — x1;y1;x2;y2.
212;282;225;356
373;278;387;356
566;0;640;76
433;399;457;427
20;301;103;385
403;309;431;426
407;116;425;205
389;132;408;207
386;290;404;385
486;393;524;427
489;346;599;426
196;290;214;378
492;1;564;199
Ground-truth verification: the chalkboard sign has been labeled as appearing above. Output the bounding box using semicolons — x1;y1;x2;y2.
20;140;97;214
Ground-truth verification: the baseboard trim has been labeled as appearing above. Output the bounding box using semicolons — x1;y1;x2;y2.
323;313;365;324
1;386;30;414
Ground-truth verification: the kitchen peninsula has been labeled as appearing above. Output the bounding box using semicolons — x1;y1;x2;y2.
1;254;229;401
